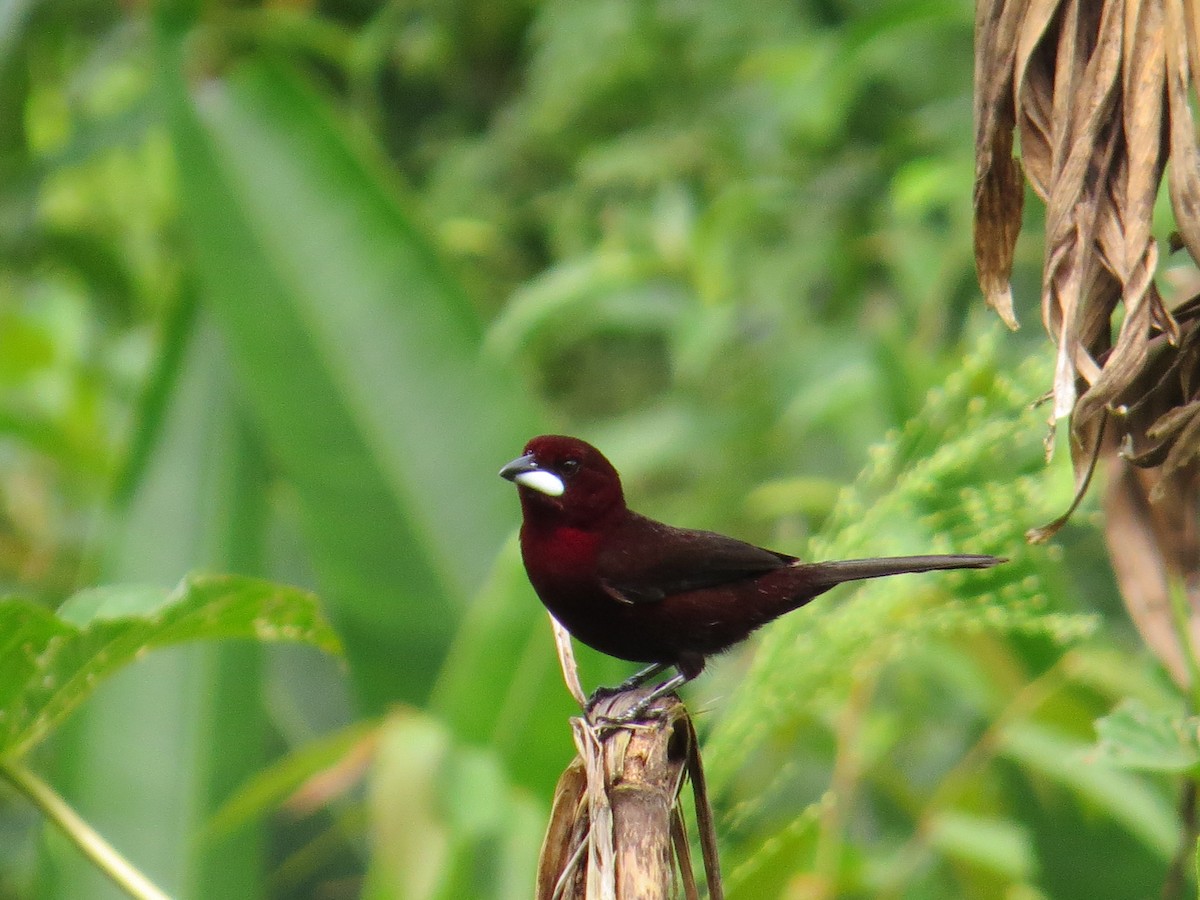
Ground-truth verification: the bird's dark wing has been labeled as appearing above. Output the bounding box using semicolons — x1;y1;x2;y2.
596;513;793;604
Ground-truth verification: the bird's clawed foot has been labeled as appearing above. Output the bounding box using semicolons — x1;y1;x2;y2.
583;684;622;713
591;697;670;730
583;662;670;714
586;671;690;730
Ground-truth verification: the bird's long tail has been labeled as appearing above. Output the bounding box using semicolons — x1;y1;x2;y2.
798;554;1003;590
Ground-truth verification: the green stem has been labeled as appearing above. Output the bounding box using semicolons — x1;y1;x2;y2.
1163;579;1200;900
1165;579;1200;712
0;759;172;900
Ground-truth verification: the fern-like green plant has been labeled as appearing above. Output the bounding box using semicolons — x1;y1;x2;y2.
708;333;1088;771
701;332;1118;898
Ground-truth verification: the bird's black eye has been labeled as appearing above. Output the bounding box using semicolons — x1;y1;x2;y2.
560;458;581;477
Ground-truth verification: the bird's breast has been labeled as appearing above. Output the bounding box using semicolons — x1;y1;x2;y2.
519;524;603;595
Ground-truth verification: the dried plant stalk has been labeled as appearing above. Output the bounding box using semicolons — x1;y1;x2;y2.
535;690;723;900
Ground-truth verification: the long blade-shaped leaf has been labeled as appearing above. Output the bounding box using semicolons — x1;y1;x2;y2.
157;45;539;706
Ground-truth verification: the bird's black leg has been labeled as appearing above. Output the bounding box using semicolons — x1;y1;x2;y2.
596;671;691;725
591;653;705;725
585;662;671;711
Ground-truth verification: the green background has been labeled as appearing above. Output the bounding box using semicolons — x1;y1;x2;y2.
0;0;1188;897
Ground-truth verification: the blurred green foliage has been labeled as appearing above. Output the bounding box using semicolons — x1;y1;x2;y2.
0;0;1184;898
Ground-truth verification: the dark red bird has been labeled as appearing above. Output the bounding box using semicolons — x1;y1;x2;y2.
500;435;1002;715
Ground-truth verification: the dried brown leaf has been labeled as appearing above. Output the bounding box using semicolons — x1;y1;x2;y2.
974;154;1025;330
1120;0;1167;268
537;760;588;900
1103;455;1200;689
1146;399;1200;443
975;0;1030;328
1027;409;1106;543
1157;404;1200;483
1074;279;1155;423
976;0;1200;687
1186;0;1200;78
1167;0;1200;265
1040;2;1124;419
1014;0;1067;197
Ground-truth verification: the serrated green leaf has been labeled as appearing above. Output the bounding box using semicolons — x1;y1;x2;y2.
705;335;1065;788
0;575;340;758
1093;699;1200;775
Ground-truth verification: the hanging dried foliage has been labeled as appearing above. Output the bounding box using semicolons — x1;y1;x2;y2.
974;0;1200;685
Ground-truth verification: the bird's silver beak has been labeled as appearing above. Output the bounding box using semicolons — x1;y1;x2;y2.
499;453;565;497
499;453;537;481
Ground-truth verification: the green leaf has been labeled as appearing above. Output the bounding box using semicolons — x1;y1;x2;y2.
430;539;586;795
361;710;541;900
0;574;340;759
38;319;277;900
1000;721;1177;858
705;338;1073;789
205;719;380;840
1194;833;1200;892
1093;699;1200;775
55;585;176;625
157;47;540;708
927;811;1036;880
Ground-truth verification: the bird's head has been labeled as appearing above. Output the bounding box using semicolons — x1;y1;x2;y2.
499;435;626;526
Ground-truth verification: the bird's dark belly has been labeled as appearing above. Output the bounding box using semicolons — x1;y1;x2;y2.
546;595;671;664
535;580;775;666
